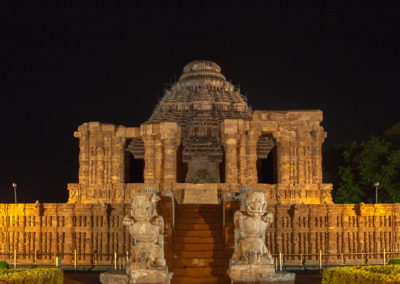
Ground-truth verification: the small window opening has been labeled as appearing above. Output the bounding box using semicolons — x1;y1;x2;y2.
256;135;277;184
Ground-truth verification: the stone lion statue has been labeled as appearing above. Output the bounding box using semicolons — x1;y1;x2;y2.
123;193;166;269
231;189;274;265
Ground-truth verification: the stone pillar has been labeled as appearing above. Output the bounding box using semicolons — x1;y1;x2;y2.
63;204;74;264
33;205;41;263
96;147;105;184
76;130;89;185
162;138;178;188
327;205;338;264
246;130;260;185
142;134;155;185
111;136;124;184
154;135;163;185
275;205;285;255
101;204;110;262
160;122;180;190
84;205;94;259
141;123;159;186
224;134;239;185
51;206;59;256
297;142;306;184
276;133;290;185
238;134;247;186
313;144;323;184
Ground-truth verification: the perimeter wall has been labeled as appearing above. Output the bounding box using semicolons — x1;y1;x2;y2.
1;201;399;267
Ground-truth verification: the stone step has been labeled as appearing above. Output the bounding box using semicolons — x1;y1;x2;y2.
174;243;225;251
175;229;221;237
177;211;222;218
172;276;229;284
175;217;221;224
176;204;220;213
174;258;227;267
174;250;226;259
172;267;228;277
175;223;221;230
174;236;223;244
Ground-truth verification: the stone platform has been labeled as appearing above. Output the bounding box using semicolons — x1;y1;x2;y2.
228;264;295;283
100;268;173;284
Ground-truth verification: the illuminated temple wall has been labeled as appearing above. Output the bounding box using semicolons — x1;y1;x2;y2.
66;110;333;206
1;202;399;266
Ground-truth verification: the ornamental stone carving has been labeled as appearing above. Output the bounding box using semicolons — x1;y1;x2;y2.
123;192;166;269
228;188;295;282
231;189;274;266
121;190;172;283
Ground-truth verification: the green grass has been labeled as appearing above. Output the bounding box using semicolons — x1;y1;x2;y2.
0;268;63;284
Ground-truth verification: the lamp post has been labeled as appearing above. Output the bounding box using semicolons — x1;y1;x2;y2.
374;182;379;204
12;183;17;203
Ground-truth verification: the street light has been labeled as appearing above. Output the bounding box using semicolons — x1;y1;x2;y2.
12;183;17;203
374;182;379;204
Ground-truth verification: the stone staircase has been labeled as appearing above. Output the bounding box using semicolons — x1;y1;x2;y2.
172;204;229;284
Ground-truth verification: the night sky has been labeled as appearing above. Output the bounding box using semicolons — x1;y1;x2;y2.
1;1;399;203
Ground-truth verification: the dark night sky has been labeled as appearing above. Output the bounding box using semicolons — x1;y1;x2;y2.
1;1;399;203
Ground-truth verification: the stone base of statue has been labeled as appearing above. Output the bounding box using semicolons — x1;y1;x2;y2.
228;264;295;283
99;265;173;284
99;271;129;284
127;264;173;284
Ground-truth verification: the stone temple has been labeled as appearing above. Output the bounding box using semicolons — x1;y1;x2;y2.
1;61;400;283
68;60;333;205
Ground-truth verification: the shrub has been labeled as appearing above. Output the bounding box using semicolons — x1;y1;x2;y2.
322;265;400;284
0;268;63;284
389;259;400;265
0;262;8;269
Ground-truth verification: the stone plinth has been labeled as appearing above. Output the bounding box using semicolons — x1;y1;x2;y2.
100;268;172;284
128;267;172;283
229;264;295;283
100;271;129;284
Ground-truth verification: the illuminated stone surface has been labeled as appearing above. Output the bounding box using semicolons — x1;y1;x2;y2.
228;188;295;282
1;61;399;283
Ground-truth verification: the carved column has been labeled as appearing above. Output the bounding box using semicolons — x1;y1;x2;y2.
162;138;179;189
111;136;124;184
297;139;306;184
76;130;89;185
51;206;59;257
160;122;180;190
246;130;261;185
96;147;105;184
104;134;112;184
312;132;325;184
276;133;290;185
83;206;93;260
327;205;338;264
154;135;163;185
63;204;74;264
238;134;247;185
224;134;239;185
142;134;155;185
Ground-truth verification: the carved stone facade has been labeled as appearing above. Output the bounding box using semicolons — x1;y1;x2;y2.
0;61;399;283
67;60;332;205
1;203;399;265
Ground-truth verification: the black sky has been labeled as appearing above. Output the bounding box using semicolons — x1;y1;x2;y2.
1;1;399;203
